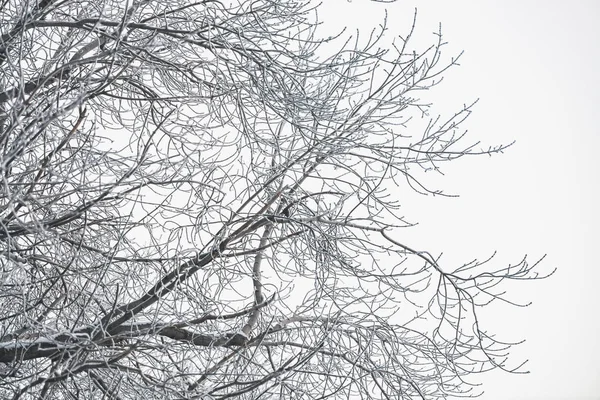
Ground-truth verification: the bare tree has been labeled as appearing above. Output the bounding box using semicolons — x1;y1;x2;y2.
0;0;550;399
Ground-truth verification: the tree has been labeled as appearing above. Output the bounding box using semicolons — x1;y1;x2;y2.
0;0;550;398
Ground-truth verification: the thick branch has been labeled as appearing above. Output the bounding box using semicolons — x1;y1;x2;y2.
241;224;273;337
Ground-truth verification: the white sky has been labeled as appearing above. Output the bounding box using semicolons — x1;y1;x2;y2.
319;1;600;399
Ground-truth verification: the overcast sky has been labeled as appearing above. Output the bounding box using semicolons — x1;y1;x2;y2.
319;1;599;399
